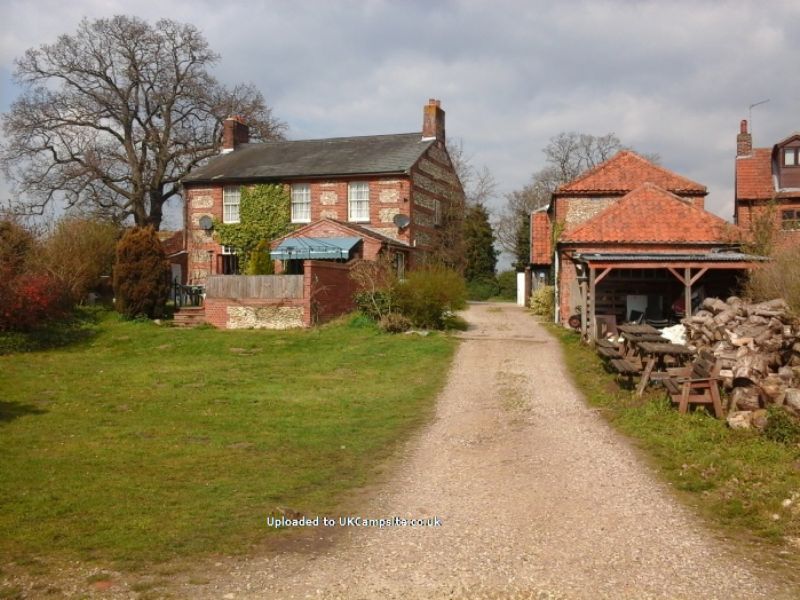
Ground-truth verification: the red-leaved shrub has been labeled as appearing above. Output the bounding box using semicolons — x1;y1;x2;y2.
0;270;71;332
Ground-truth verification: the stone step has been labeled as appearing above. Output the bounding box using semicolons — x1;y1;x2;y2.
173;307;206;327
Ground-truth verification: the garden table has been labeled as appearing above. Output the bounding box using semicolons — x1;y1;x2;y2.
634;342;695;397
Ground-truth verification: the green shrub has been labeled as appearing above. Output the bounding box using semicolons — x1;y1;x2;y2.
353;290;393;321
112;227;170;319
393;265;466;329
466;277;498;301
530;285;555;319
496;271;517;299
763;405;800;444
245;239;274;275
378;312;412;333
442;312;469;331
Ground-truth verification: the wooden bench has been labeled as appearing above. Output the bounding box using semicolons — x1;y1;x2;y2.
597;346;623;360
662;350;723;418
609;358;640;387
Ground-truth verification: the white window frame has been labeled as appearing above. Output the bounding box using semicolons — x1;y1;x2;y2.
348;182;370;222
221;245;238;255
223;185;241;224
291;184;311;223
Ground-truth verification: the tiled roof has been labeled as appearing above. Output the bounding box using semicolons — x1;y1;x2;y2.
183;133;433;183
735;148;774;200
561;183;731;244
271;218;410;248
556;151;706;195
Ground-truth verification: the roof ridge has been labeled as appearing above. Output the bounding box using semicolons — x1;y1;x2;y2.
245;132;423;146
556;150;706;193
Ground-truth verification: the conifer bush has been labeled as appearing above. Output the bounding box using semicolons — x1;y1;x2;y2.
112;227;170;318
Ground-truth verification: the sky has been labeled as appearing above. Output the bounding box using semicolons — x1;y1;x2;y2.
1;0;799;240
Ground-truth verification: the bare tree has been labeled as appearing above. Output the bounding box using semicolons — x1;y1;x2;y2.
1;16;285;229
496;132;659;259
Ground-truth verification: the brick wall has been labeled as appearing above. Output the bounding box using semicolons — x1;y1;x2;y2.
184;178;413;284
203;260;356;329
305;261;357;325
531;212;552;265
409;141;464;261
185;186;223;284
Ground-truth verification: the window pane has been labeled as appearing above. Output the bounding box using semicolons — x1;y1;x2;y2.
291;184;311;222
785;149;796;166
223;185;241;223
348;182;370;222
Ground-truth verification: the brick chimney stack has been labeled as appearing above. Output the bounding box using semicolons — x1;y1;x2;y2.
422;99;445;142
737;119;752;157
222;116;250;153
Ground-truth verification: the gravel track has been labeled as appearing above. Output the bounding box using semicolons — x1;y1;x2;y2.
175;303;796;599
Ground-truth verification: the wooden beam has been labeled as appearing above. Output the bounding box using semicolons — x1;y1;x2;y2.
589;266;597;340
689;267;708;286
667;267;686;285
587;262;760;270
684;267;692;319
579;280;587;339
594;267;613;285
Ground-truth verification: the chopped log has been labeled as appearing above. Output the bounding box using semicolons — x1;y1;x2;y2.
732;353;768;384
759;375;788;405
785;388;800;417
731;385;761;411
701;297;728;314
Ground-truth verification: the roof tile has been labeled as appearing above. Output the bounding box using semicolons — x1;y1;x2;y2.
557;151;706;195
561;183;731;244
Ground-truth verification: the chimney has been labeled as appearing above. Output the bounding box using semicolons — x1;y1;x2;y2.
737;119;752;157
422;99;445;142
222;116;250;153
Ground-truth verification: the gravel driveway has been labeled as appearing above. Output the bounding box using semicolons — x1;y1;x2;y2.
181;302;795;599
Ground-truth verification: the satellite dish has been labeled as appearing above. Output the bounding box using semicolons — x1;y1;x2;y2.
198;216;213;230
393;214;411;229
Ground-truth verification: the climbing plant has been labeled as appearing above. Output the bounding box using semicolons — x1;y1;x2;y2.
213;184;293;272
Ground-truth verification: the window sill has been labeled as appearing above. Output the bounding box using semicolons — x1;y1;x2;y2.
349;219;371;224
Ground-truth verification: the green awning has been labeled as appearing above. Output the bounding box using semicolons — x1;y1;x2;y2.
270;236;361;260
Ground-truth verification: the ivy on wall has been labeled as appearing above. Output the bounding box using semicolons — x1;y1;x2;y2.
213;184;294;273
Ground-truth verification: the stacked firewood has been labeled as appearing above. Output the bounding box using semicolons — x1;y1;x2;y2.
682;297;800;419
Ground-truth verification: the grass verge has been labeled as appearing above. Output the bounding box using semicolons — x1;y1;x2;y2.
0;312;456;569
546;323;800;554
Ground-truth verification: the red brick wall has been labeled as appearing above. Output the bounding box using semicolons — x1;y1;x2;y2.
184;178;413;284
185;186;223;284
304;261;357;325
531;212;552;265
202;261;356;328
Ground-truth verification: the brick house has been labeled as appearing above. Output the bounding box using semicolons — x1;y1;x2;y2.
181;99;463;285
734;119;800;238
530;151;760;337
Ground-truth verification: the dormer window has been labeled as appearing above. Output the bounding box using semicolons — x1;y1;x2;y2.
784;148;799;167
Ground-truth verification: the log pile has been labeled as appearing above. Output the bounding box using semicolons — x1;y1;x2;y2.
683;297;800;423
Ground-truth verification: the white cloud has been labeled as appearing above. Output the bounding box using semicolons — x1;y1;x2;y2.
2;0;800;226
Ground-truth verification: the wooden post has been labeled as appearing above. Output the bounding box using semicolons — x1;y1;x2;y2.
579;280;587;339
589;266;596;340
684;267;692;319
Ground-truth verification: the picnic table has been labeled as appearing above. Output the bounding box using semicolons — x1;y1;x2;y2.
619;331;668;360
617;323;660;335
634;341;695;397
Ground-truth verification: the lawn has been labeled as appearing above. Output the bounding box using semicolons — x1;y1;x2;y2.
0;312;456;568
546;323;800;556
